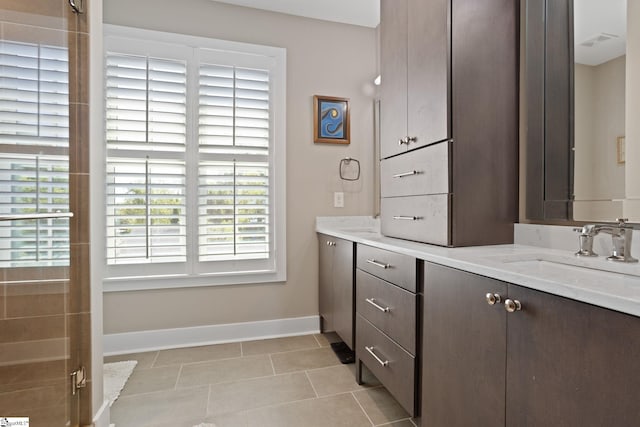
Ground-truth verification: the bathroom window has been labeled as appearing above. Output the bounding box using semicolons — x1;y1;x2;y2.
0;41;70;267
103;26;286;289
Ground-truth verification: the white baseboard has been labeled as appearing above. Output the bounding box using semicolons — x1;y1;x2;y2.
103;315;320;356
91;399;110;427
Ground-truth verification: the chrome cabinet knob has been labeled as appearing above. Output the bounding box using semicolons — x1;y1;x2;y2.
398;137;409;145
407;136;418;143
485;293;502;305
504;299;522;313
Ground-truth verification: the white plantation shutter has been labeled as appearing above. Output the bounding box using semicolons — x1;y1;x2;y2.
106;54;187;151
104;26;285;287
0;40;70;267
0;41;69;147
105;52;187;265
198;64;270;261
0;155;70;267
198;161;269;261
106;159;186;264
199;65;269;155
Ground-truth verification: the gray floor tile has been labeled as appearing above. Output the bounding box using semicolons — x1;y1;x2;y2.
201;412;249;427
378;419;417;427
353;387;409;425
176;354;273;388
120;365;180;396
245;393;371;427
270;347;340;374
105;335;411;427
104;351;158;369
313;332;342;347
306;364;379;397
154;343;241;367
110;386;209;427
148;412;248;427
242;335;319;356
208;372;316;416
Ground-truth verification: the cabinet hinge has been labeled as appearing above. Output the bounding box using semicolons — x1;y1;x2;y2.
70;366;87;395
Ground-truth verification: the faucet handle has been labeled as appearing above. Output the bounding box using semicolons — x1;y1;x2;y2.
616;218;631;228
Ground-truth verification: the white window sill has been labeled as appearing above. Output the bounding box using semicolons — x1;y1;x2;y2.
103;269;286;292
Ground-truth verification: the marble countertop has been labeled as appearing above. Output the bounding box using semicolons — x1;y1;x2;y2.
316;216;640;317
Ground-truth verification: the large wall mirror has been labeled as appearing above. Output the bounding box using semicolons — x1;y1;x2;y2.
524;0;639;224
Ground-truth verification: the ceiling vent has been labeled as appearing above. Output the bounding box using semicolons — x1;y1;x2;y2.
580;33;619;48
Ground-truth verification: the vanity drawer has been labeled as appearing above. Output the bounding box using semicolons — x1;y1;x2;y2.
356;269;417;354
357;314;416;416
380;141;449;198
356;244;416;292
381;194;450;246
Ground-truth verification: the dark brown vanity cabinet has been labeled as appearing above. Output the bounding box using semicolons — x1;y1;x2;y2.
379;0;449;160
379;0;518;247
422;262;640;427
318;234;354;349
355;244;419;416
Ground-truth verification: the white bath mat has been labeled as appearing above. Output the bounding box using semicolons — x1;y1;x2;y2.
103;360;137;407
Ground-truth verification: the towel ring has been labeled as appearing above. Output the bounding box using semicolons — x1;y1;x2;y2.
339;157;360;181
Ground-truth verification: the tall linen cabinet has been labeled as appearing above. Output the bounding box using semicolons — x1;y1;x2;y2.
379;0;518;246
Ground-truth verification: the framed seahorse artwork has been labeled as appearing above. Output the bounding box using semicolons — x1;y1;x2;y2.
313;95;350;144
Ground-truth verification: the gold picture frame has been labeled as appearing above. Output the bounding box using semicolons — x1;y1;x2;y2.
313;95;350;144
617;136;626;164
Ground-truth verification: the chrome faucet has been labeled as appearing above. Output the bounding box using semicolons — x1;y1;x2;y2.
574;218;638;263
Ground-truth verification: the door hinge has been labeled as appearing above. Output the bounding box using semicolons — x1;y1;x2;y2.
71;366;87;395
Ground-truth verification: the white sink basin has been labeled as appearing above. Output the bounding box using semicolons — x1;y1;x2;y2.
496;252;640;278
480;252;640;299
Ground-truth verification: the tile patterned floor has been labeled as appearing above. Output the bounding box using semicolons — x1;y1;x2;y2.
105;333;418;427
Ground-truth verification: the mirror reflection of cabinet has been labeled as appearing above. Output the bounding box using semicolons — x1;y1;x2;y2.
524;0;574;221
524;0;634;223
573;0;627;221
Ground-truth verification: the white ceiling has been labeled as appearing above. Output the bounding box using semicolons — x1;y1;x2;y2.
574;0;627;66
211;1;626;66
211;0;380;28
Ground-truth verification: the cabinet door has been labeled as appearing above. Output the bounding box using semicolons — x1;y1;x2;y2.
423;263;507;427
318;234;334;332
380;0;408;160
332;238;354;349
506;285;640;427
407;0;450;149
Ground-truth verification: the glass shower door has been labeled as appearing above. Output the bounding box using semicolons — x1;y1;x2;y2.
0;1;89;426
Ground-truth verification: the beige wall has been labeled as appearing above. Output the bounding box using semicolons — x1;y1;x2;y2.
625;1;640;218
102;0;377;334
573;56;625;221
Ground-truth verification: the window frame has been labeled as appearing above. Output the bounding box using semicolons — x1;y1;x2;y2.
102;25;286;292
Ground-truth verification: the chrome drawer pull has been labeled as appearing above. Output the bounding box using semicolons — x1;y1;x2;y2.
392;170;419;178
392;215;419;221
365;346;389;367
366;298;390;313
366;259;390;269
